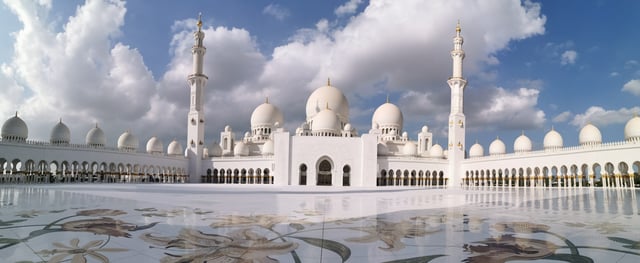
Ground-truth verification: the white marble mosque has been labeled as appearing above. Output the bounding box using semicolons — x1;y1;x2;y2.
1;18;640;190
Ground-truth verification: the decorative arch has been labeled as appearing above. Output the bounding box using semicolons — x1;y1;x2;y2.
316;157;333;186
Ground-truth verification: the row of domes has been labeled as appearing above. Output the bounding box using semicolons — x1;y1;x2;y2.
469;116;640;157
1;114;184;156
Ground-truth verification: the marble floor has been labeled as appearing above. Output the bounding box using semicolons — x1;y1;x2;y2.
0;184;639;262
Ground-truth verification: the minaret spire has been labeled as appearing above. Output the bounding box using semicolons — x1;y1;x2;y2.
447;21;468;187
187;12;208;183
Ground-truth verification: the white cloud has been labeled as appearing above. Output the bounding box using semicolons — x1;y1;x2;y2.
560;50;577;65
622;79;640;96
0;0;547;146
570;106;640;128
335;0;363;17
610;72;619;77
263;4;290;21
552;111;572;123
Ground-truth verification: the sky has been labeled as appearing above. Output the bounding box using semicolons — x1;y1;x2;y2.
1;0;639;153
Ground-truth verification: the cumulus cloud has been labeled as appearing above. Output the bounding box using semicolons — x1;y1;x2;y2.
622;79;640;96
560;50;577;65
335;0;363;17
552;111;572;123
570;106;640;128
0;0;547;146
263;4;290;21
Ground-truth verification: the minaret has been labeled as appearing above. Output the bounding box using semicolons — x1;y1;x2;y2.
187;13;208;183
447;21;467;187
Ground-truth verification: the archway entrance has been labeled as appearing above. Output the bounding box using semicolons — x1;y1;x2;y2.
317;159;332;186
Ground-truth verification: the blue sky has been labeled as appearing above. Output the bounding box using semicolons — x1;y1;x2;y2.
0;0;639;153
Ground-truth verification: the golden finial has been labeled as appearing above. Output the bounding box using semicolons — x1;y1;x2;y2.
551;125;555;131
386;94;390;103
327;77;331;86
197;12;203;31
456;20;461;33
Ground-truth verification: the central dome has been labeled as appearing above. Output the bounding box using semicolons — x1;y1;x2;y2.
250;100;284;129
311;108;341;134
372;102;403;130
305;82;349;124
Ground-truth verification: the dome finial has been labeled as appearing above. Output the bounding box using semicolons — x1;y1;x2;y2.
95;122;99;128
327;77;331;86
197;12;203;31
521;130;525;136
15;111;18;117
325;102;329;110
386;94;390;103
265;96;269;104
551;125;555;131
456;19;461;33
59;118;62;123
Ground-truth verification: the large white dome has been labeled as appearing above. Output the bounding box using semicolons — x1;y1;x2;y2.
311;108;340;134
86;124;106;147
513;133;532;152
167;140;183;156
117;131;139;151
146;136;163;154
624;115;640;141
250;100;284;129
469;142;484;158
1;114;28;141
489;137;506;155
50;120;70;144
579;123;602;145
305;82;349;124
543;128;563;150
372;102;403;130
429;144;444;158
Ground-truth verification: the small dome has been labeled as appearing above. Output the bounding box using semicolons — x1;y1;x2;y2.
543;128;563;150
167;140;183;156
244;131;251;138
86;124;106;147
403;141;417;156
371;102;403;130
305;82;349;124
469;142;484;158
1;113;28;141
513;133;532;152
50;120;70;144
377;142;389;156
146;136;163;154
421;126;429;133
224;125;232;132
210;142;222;157
344;123;352;131
311;108;340;134
429;144;444;158
251;100;284;129
234;141;249;156
579;123;602;145
262;139;274;155
489;137;506;155
117;131;139;151
624;115;640;141
402;131;408;138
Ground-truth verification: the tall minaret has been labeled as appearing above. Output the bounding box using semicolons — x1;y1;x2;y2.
447;21;467;187
187;13;207;183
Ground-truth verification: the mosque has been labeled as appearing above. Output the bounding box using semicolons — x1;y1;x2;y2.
1;18;638;188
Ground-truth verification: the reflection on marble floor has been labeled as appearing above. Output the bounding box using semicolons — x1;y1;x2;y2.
0;185;639;262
